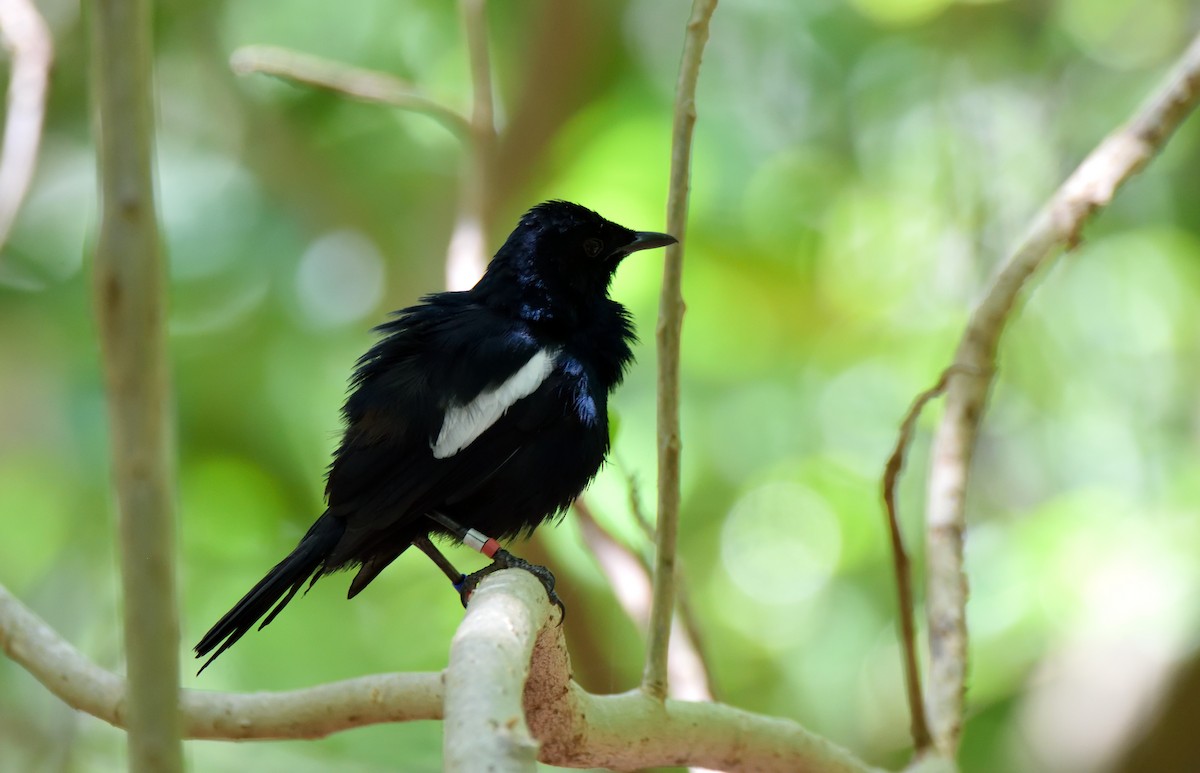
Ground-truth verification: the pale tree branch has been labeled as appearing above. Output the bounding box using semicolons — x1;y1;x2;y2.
0;0;51;253
1;573;883;772
0;583;445;739
914;30;1200;757
228;30;492;292
645;0;719;703
443;0;497;291
229;44;471;138
444;570;553;773
0;583;126;728
90;0;181;769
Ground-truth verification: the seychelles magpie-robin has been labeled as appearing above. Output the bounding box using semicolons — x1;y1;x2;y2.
194;201;675;671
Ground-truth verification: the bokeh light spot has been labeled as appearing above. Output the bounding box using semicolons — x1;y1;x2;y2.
294;230;386;328
721;482;842;605
848;0;954;27
1057;0;1185;69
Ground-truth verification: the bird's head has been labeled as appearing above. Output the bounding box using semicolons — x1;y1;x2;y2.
484;201;677;303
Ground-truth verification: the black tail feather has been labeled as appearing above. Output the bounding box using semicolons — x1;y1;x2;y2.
194;513;344;674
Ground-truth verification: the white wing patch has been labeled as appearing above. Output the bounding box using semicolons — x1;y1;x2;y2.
431;348;558;459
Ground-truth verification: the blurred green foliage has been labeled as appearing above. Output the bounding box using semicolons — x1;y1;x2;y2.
2;0;1200;771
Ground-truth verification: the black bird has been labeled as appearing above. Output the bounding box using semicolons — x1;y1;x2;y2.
194;201;675;671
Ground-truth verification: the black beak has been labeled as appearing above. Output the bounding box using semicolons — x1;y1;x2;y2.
625;231;677;253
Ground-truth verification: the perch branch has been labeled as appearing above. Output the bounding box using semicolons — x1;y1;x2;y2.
444;570;554;773
645;0;718;702
91;0;182;769
0;0;51;253
229;44;470;138
1;574;880;772
919;30;1200;756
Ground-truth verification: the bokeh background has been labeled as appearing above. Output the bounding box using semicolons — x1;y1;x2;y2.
3;0;1200;771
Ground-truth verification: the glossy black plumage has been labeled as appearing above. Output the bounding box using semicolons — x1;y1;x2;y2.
195;201;675;671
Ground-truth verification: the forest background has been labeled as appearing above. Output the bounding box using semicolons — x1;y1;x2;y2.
2;0;1200;771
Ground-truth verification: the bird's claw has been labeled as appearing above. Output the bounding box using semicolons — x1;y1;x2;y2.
457;549;565;622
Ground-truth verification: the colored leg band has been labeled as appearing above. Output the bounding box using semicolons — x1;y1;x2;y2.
463;529;487;553
462;529;501;558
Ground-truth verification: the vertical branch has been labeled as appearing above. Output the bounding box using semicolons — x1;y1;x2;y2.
90;0;182;771
643;0;718;701
0;0;52;253
446;0;496;290
881;375;952;754
922;31;1200;756
444;571;552;773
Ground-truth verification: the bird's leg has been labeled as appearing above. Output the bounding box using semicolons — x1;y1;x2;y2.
458;550;565;619
426;512;564;616
413;535;467;588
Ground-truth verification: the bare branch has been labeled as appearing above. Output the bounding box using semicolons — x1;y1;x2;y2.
444;0;497;290
571;689;883;773
231;27;491;292
0;583;444;739
444;570;554;773
0;583;126;728
229;44;471;139
619;463;655;542
0;0;51;254
881;372;958;753
461;0;495;152
645;0;719;702
91;0;181;769
3;574;880;771
921;30;1200;756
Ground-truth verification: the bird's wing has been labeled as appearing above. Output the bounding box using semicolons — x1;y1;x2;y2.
323;296;563;565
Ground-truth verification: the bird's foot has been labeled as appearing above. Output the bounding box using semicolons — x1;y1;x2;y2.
455;549;565;619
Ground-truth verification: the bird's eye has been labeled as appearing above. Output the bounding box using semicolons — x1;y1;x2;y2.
582;238;603;258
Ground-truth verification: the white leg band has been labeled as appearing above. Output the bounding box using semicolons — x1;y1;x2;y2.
463;529;489;553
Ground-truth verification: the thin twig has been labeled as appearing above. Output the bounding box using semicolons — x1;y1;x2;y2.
618;460;722;695
574;496;719;702
881;371;958;754
444;0;496;290
617;460;656;543
920;30;1200;756
576;495;654;622
644;0;719;702
90;0;181;770
229;44;471;138
0;0;52;254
